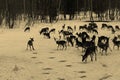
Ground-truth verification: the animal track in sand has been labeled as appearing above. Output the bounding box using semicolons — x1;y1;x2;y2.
49;52;55;54
12;65;19;72
42;72;50;75
57;77;65;80
12;65;24;72
35;61;43;64
100;63;108;68
30;76;34;79
102;64;108;68
99;75;112;80
48;57;56;59
65;65;72;67
59;60;67;62
31;57;37;59
80;75;87;78
43;68;53;70
78;71;86;73
32;52;38;54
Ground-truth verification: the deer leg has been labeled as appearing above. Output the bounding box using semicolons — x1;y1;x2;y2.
85;58;87;62
100;48;102;53
90;54;93;61
30;46;32;51
101;49;104;55
70;41;73;47
113;45;115;49
68;42;70;46
99;48;101;53
57;45;59;50
105;48;108;55
94;52;97;61
63;35;65;39
26;44;28;50
109;47;112;51
118;46;119;50
62;45;64;50
60;45;62;50
65;44;67;50
81;47;84;52
32;45;35;50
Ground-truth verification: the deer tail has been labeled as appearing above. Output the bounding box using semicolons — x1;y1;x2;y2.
109;46;112;51
54;37;56;41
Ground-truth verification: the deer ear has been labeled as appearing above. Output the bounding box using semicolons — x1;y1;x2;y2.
81;55;83;56
30;37;34;40
53;37;56;40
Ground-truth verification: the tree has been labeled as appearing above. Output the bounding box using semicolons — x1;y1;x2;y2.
92;0;109;21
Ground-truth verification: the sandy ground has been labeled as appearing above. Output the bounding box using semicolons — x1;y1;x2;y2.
0;20;120;80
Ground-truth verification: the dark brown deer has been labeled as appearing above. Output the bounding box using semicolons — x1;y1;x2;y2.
49;28;56;33
24;27;30;32
82;46;97;62
101;23;108;29
39;27;49;35
59;30;73;39
115;25;120;31
79;24;87;30
67;26;73;32
97;36;110;55
54;38;67;50
66;35;76;47
112;36;120;50
43;32;51;39
26;38;35;51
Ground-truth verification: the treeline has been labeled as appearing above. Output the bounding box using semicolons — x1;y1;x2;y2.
0;0;120;28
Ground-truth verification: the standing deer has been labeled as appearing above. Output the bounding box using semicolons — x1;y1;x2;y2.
54;38;67;50
82;46;97;62
26;38;35;51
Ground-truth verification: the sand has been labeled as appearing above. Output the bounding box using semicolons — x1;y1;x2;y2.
0;20;120;80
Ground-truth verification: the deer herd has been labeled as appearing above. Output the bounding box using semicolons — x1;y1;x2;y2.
25;22;120;63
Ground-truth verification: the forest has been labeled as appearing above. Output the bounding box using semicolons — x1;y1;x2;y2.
0;0;120;28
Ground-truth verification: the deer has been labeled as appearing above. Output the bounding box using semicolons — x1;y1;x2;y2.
59;30;73;39
43;32;51;39
39;27;49;35
54;37;67;50
115;25;120;31
82;46;97;62
24;26;30;32
26;38;35;51
112;36;120;50
49;28;56;33
97;36;111;55
67;26;73;32
79;24;87;30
